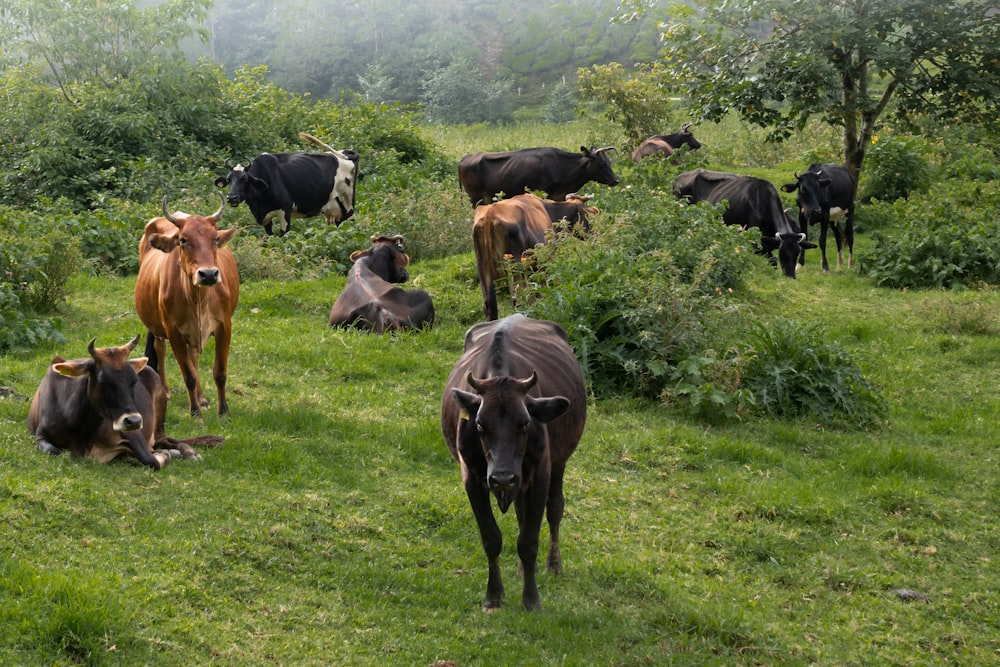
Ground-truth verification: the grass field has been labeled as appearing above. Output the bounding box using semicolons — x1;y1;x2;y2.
3;117;1000;665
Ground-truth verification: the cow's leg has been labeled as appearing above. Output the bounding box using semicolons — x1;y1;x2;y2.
212;325;232;416
830;219;846;269
545;462;567;574
122;432;167;470
844;211;855;268
169;338;206;417
797;214;809;266
152;335;170;398
515;476;550;611
36;439;62;456
464;477;505;609
818;219;831;272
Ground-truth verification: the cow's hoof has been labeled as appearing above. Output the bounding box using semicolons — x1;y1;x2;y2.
37;440;62;456
482;599;503;612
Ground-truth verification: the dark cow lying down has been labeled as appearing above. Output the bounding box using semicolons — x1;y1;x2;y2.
458;145;618;207
441;314;587;610
214;132;359;235
673;169;816;278
328;235;435;332
473;193;597;321
27;336;222;469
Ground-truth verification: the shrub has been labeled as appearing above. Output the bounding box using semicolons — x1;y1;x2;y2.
860;134;936;202
861;180;1000;288
741;318;887;430
522;187;758;415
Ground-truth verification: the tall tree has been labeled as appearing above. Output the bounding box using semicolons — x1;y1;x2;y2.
621;0;1000;183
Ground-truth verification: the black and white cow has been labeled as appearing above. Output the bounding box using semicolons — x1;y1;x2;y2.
673;169;817;279
781;163;856;270
215;133;359;235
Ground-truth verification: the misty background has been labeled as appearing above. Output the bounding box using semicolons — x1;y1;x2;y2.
200;0;668;117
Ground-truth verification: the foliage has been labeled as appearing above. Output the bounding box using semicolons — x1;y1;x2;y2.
577;62;683;144
420;58;515;125
543;81;579;124
630;0;1000;182
741;318;887;430
859;134;936;202
861;180;1000;289
521;187;757;414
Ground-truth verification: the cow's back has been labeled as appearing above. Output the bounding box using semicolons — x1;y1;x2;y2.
443;315;586;464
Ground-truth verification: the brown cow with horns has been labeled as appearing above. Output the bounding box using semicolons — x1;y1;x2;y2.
134;194;240;416
441;314;587;610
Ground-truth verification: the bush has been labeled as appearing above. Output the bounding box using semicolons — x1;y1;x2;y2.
522;187;758;415
860;134;936;202
742;317;887;430
861;180;1000;288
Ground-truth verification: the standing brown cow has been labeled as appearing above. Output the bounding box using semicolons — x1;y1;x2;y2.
441;314;587;610
134;195;239;416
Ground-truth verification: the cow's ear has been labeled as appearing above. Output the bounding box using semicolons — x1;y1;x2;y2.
214;176;228;188
250;175;268;191
349;249;371;263
819;178;832;187
780;183;797;192
128;357;149;372
452;389;482;421
217;228;237;247
526;395;571;423
149;232;179;253
799;240;818;250
53;359;92;377
580;146;591;156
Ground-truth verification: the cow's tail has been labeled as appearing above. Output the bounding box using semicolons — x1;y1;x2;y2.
299;132;335;153
144;331;160;375
472;209;500;320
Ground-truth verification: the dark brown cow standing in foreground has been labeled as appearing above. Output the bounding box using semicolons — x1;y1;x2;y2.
27;336;222;469
328;235;435;332
134;195;239;416
441;314;587;610
473;193;597;321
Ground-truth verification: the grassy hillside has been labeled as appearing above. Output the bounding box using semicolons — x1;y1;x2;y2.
2;118;1000;665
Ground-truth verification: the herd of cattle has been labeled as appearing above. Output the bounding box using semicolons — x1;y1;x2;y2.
23;128;858;610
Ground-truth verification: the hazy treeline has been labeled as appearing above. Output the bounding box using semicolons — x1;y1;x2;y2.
202;0;669;104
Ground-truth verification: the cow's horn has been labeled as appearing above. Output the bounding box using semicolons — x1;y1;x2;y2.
162;196;177;224
595;146;617;154
211;191;225;221
87;338;98;357
125;334;140;352
681;122;691;131
514;370;538;390
466;372;485;392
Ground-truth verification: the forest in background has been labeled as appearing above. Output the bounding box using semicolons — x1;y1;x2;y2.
201;0;670;105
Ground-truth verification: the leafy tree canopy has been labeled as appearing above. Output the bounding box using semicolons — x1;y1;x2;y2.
620;0;1000;181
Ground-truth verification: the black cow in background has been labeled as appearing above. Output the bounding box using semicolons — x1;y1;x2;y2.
458;146;619;207
673;169;816;279
215;133;359;235
781;163;857;271
631;124;702;162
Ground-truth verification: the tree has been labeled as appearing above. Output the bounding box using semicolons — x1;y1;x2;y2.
620;0;1000;184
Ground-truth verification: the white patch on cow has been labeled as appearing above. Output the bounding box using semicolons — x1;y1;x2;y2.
262;208;290;233
829;206;846;219
320;152;357;224
233;164;246;173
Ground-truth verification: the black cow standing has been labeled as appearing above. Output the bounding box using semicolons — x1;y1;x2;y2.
673;169;817;279
441;315;587;611
781;163;856;271
215;133;359;235
458;146;619;208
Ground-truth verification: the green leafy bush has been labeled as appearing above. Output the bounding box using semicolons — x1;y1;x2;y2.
522;187;757;413
860;134;936;202
861;180;1000;288
742;318;887;430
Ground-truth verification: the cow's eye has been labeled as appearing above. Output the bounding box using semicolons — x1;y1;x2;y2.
475;421;485;434
179;237;189;248
521;422;531;434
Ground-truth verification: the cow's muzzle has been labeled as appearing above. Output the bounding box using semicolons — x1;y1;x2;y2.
196;268;221;286
489;471;520;514
113;412;143;432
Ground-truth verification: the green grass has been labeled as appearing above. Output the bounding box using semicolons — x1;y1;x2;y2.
3;245;1000;665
